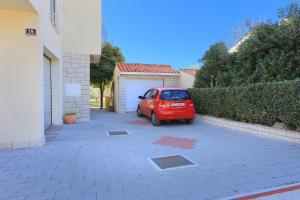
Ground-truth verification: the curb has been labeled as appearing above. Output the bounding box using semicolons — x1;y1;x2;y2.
216;182;300;200
198;115;300;144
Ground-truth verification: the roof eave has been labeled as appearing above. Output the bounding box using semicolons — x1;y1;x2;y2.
119;72;180;76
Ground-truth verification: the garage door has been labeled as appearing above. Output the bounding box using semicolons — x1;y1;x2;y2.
43;56;52;131
126;79;163;112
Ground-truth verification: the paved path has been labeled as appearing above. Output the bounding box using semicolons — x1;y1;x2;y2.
1;109;300;200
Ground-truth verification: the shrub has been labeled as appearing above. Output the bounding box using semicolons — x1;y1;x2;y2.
189;80;300;130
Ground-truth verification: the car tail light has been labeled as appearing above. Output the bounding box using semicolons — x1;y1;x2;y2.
158;101;169;108
159;104;166;108
189;103;194;107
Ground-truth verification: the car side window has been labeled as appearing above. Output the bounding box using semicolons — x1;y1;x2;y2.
150;89;158;100
143;90;152;99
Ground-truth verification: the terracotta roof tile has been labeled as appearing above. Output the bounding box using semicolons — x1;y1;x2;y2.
180;69;198;76
117;63;179;74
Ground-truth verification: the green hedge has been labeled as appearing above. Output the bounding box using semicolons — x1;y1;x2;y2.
189;80;300;130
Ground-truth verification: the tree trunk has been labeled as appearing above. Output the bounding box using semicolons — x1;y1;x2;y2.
99;83;104;109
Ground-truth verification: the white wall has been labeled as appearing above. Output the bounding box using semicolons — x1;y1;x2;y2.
113;67;120;113
30;0;63;57
0;9;44;148
179;71;195;89
114;69;180;113
62;0;102;55
31;0;64;126
0;0;64;149
0;0;102;149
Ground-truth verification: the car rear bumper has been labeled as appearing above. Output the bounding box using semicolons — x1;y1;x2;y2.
155;109;195;120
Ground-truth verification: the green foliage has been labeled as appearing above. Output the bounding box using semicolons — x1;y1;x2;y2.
278;1;300;19
194;2;300;88
189;80;300;130
194;42;233;88
193;68;210;88
90;42;125;108
90;43;125;87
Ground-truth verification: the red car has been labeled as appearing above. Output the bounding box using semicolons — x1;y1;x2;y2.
137;88;196;126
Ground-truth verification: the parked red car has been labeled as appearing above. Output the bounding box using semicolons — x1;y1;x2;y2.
137;88;196;126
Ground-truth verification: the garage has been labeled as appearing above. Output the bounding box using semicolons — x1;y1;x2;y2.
114;63;180;113
43;56;52;131
126;78;163;112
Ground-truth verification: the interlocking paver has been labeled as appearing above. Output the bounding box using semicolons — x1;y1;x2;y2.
24;192;55;200
69;193;97;200
0;110;300;200
2;197;25;200
138;191;169;200
97;189;125;200
0;191;16;200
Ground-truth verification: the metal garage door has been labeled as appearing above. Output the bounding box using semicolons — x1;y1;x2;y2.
126;79;163;112
43;56;52;131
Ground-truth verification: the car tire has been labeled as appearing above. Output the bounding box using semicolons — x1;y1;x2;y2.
151;112;160;126
137;106;143;117
185;118;194;124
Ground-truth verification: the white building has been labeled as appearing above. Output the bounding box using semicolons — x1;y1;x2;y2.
229;34;250;53
0;0;102;149
113;63;180;113
179;69;198;89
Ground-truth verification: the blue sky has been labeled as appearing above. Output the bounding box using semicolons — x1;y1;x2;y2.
103;0;292;69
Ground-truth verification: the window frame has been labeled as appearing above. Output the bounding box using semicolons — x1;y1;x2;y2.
149;89;158;100
50;0;61;34
160;90;191;101
143;90;152;100
50;0;56;24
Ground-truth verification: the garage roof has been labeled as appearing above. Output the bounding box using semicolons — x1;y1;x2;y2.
117;63;179;74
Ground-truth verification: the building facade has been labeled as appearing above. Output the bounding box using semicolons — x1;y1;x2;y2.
0;0;102;149
179;69;198;89
113;63;180;113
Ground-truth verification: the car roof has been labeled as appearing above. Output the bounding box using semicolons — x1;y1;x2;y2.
155;88;187;91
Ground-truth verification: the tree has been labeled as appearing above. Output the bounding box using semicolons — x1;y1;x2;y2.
194;42;232;88
90;43;125;108
278;1;300;19
193;69;210;88
202;42;228;87
194;2;300;88
226;19;257;48
230;2;300;85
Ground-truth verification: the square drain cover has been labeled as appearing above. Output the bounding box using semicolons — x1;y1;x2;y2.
108;131;129;136
151;155;194;170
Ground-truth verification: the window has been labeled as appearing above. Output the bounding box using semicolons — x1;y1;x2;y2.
50;0;56;24
143;90;152;99
150;90;158;100
160;90;191;101
50;0;61;34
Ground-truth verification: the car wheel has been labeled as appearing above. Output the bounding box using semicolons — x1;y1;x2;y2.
151;112;160;126
185;118;194;124
137;106;143;117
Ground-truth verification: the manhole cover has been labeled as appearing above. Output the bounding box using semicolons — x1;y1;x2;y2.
107;131;130;136
150;155;194;170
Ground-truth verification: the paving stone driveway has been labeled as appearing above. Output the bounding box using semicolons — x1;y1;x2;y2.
1;109;300;200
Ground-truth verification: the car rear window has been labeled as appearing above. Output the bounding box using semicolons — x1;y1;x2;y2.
160;90;191;101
